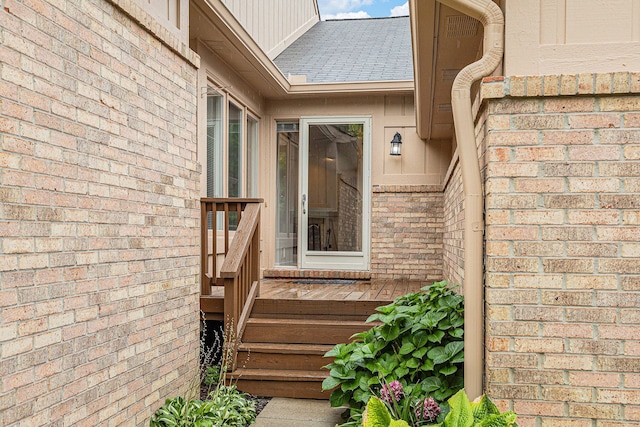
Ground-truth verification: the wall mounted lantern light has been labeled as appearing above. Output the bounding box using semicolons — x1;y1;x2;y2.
390;132;402;156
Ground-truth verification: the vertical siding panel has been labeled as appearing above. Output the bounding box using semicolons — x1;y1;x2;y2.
219;0;319;56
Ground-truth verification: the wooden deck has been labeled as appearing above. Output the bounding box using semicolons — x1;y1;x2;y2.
207;278;427;301
202;279;426;320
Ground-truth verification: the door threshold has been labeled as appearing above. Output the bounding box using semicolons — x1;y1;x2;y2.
263;269;371;280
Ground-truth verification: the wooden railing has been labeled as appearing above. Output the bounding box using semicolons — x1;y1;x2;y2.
200;198;262;354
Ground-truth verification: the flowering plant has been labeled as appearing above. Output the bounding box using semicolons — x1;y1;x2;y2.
376;380;443;426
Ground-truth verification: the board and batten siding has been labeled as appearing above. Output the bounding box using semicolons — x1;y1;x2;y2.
132;0;189;44
221;0;319;59
505;0;640;75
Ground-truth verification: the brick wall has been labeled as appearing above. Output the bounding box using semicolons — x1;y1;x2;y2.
0;1;200;426
443;157;464;287
371;185;443;281
482;73;640;426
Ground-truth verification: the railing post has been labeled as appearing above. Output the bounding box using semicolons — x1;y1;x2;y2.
201;201;209;296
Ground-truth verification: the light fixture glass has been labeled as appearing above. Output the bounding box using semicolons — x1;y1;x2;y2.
390;132;402;156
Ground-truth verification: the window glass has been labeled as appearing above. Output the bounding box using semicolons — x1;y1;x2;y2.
228;102;243;198
246;116;259;198
206;91;223;198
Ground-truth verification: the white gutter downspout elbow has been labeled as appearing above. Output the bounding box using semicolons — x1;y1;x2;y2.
435;0;504;400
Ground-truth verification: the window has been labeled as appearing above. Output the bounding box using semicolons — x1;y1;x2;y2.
228;102;242;197
247;116;259;197
205;86;259;199
206;91;223;198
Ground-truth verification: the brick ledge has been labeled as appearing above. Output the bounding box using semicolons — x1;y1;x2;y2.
482;72;640;100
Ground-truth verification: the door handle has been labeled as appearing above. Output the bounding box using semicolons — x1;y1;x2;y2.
302;194;306;215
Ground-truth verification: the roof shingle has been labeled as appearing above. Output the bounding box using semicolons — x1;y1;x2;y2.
274;17;413;83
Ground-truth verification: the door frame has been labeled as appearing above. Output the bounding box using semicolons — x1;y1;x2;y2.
298;116;372;271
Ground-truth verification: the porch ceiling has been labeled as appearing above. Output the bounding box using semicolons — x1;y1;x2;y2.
411;0;484;141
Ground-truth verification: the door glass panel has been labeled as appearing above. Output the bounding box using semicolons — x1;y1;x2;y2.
307;124;363;252
275;123;299;266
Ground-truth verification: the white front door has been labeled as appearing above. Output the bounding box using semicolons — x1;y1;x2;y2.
299;117;371;270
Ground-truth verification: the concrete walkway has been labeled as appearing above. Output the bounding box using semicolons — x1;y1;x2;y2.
252;398;344;427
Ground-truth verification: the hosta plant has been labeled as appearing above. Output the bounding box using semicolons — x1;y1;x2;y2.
433;389;517;427
322;281;464;426
150;315;256;427
149;385;256;427
362;396;410;427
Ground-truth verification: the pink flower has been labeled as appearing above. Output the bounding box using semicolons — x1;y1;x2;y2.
380;380;404;404
415;397;441;422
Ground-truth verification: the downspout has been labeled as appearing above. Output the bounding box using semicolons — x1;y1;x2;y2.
435;0;504;400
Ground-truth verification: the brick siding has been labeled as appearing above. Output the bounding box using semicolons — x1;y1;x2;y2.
371;185;443;281
482;73;640;426
0;1;199;426
443;157;464;287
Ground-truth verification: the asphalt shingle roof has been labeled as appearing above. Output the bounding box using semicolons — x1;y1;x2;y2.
274;17;413;83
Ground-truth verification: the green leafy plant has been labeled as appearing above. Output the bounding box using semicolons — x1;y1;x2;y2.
432;390;517;427
206;384;256;426
322;281;464;426
203;365;220;387
149;385;256;427
150;316;256;427
362;396;410;427
375;380;445;426
149;396;216;427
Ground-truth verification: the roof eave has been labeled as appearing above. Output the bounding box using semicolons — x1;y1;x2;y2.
194;0;292;97
409;0;436;140
287;80;415;97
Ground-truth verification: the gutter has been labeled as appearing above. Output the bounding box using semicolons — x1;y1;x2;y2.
435;0;504;400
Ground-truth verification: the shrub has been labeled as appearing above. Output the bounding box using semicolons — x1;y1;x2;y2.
322;281;464;425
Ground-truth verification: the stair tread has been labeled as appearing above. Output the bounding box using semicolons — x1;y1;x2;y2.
231;368;327;381
238;342;335;354
246;317;372;326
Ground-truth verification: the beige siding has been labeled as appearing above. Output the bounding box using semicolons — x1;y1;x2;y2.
505;0;640;75
132;0;189;44
221;0;319;58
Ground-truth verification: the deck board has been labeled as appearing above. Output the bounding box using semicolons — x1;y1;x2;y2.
201;278;426;318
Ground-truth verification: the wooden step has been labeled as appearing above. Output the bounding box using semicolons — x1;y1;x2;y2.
242;318;371;344
230;369;330;400
252;298;384;319
237;343;334;371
